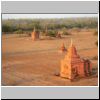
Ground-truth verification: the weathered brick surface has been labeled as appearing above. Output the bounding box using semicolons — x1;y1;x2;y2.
60;41;92;80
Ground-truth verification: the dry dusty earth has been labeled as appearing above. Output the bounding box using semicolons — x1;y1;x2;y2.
2;30;98;86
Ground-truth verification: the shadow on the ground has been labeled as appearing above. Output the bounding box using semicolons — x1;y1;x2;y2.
54;66;98;82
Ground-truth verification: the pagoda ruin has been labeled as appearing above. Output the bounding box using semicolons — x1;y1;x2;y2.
59;43;67;53
60;39;92;80
31;27;39;40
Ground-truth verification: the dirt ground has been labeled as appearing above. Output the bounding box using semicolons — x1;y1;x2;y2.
2;30;98;86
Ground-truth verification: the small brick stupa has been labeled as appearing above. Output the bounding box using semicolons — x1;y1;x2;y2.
31;27;39;40
59;43;67;53
60;39;92;80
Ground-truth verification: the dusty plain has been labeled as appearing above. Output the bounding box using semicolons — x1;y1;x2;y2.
2;29;98;86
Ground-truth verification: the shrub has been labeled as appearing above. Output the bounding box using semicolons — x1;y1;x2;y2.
71;28;80;32
2;25;13;32
14;29;24;34
95;41;98;46
27;33;31;37
92;56;98;60
63;31;70;35
47;30;56;37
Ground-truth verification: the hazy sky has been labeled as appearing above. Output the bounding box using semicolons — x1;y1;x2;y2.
2;14;98;19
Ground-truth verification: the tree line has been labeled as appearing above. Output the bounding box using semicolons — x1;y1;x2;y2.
2;17;98;33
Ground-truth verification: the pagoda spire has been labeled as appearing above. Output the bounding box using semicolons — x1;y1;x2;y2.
66;38;78;58
61;42;66;51
70;38;73;47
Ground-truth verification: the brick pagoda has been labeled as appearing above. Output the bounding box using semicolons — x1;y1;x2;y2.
60;39;92;80
31;27;39;40
59;43;67;53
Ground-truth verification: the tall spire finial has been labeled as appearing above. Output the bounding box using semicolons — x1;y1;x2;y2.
71;38;73;46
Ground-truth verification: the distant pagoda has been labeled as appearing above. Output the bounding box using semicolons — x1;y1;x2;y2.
59;43;67;53
31;27;39;40
60;39;92;80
